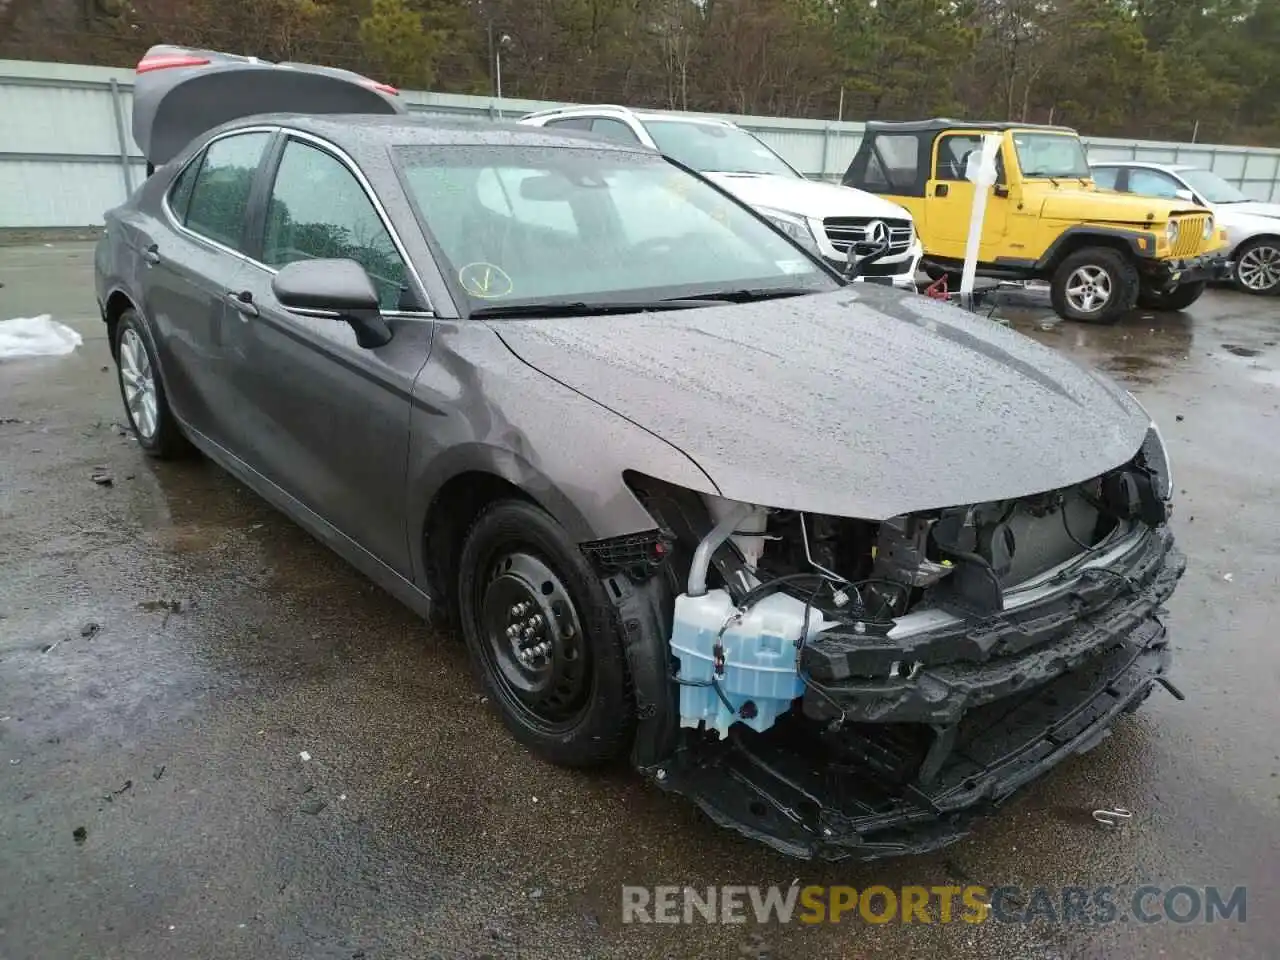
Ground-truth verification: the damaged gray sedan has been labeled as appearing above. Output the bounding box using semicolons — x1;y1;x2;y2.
96;47;1185;860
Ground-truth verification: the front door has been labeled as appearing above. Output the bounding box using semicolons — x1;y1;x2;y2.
925;132;1010;262
229;136;434;577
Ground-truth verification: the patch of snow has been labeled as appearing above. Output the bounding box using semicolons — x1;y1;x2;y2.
0;315;82;359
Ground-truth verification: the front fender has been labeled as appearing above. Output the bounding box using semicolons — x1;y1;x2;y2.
405;320;721;591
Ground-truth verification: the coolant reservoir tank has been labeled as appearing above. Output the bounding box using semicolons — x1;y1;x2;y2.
670;588;831;739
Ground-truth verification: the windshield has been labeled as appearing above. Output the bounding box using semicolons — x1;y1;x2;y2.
1178;167;1248;204
1012;132;1091;179
644;121;799;177
395;145;835;311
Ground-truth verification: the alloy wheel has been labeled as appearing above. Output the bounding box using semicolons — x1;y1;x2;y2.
1237;243;1280;292
1065;265;1113;314
119;328;159;440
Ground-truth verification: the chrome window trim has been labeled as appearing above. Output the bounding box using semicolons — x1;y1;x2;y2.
160;124;281;267
161;124;434;319
255;128;432;316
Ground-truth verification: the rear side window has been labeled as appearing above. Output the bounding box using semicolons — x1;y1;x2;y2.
1091;166;1121;190
863;135;919;190
167;159;200;221
544;117;593;131
183;132;271;251
591;118;642;144
262;139;407;311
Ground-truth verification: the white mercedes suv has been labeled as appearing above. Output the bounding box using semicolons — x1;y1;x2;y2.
519;105;924;288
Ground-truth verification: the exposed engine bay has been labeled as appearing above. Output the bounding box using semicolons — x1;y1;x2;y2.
597;426;1184;859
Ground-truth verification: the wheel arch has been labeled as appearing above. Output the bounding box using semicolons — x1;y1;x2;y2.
1040;229;1144;274
1232;231;1280;259
103;288;138;361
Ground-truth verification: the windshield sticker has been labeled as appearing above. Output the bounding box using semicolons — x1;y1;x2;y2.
776;259;810;275
458;262;514;299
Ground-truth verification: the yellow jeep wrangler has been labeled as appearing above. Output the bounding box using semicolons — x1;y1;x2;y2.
843;119;1231;322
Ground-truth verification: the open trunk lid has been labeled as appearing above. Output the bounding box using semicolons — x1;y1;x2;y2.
131;44;406;168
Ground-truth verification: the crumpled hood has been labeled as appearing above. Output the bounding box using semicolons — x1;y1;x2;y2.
494;286;1150;519
1040;187;1198;225
704;172;913;222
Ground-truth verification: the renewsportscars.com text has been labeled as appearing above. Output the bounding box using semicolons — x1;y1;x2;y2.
621;884;1247;926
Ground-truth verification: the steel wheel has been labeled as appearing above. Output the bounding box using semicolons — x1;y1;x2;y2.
1235;241;1280;294
119;327;158;441
477;548;591;730
1065;265;1113;314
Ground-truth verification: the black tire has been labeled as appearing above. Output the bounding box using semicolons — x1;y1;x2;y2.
1137;280;1207;311
1049;247;1140;323
457;499;634;767
1231;236;1280;296
114;309;192;459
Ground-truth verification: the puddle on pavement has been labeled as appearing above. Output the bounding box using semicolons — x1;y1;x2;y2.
1223;343;1262;358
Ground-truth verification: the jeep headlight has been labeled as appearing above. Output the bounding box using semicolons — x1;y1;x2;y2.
756;206;821;257
1203;216;1214;239
1166;220;1180;245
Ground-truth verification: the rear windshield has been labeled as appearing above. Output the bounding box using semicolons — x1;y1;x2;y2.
395;145;835;308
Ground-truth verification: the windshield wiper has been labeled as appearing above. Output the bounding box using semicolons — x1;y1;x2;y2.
672;286;816;303
470;299;717;319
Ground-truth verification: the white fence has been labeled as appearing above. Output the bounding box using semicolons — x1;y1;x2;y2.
4;57;1280;229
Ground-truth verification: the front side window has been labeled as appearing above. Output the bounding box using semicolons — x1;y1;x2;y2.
1126;168;1182;200
262;139;407;310
397;145;836;309
184;132;271;250
1011;133;1091;179
644;121;797;177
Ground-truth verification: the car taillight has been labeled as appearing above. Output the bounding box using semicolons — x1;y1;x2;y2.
136;54;213;73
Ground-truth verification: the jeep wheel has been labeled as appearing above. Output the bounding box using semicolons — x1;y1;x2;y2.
1232;237;1280;295
1050;248;1139;323
456;499;634;768
1137;280;1207;312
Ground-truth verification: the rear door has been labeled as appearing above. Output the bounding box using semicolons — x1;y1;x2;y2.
926;131;1010;261
139;129;273;450
228;134;432;576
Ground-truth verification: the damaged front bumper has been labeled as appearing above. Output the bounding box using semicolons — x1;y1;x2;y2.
642;526;1186;861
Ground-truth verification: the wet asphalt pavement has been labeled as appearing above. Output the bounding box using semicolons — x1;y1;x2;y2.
1;242;1278;960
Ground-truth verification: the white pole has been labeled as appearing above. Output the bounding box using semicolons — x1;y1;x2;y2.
496;48;502;103
959;134;1002;310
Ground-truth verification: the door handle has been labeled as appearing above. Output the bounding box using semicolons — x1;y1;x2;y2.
934;183;949;197
143;244;161;266
226;290;259;318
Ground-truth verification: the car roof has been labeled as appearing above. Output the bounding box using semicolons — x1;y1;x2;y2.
864;118;1076;134
525;104;736;128
217;112;655;154
1090;160;1196;172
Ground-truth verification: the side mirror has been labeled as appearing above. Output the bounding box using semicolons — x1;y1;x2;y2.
271;258;392;349
1174;188;1196;203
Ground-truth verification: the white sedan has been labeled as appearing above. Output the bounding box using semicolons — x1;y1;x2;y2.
1091;160;1280;296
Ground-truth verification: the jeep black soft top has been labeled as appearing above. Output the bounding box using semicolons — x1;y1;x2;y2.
131;45;406;170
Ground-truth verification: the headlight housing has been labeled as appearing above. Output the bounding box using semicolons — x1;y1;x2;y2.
1203;215;1214;240
756;206;821;257
1165;220;1180;246
1139;421;1173;502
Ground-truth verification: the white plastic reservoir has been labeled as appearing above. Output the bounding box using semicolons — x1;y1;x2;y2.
670;587;833;738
